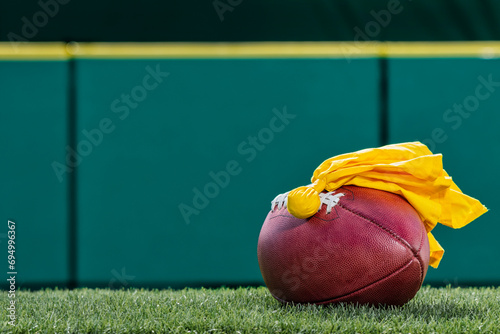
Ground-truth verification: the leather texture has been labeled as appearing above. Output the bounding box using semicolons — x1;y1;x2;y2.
257;185;430;306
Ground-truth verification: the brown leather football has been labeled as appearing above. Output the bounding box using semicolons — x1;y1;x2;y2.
257;185;430;306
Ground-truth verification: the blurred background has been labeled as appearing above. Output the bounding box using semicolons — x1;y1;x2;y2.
1;0;499;290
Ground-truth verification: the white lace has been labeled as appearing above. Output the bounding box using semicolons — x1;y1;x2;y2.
271;191;344;214
319;192;344;214
271;192;289;211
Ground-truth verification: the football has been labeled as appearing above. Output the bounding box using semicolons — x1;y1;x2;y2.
257;185;430;306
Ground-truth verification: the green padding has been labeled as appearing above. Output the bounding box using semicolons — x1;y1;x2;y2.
0;61;68;286
389;58;500;284
75;59;379;286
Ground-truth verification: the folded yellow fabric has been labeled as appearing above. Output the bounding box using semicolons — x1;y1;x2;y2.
287;142;487;268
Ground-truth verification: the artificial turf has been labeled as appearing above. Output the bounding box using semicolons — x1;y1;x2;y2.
1;286;499;333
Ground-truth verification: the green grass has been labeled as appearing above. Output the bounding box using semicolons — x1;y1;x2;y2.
1;286;499;333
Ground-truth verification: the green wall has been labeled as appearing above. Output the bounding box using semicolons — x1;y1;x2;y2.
1;51;499;288
74;58;379;286
0;61;69;287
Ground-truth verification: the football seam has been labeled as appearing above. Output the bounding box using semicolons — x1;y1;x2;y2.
415;221;426;285
338;186;355;200
271;258;418;305
337;202;425;288
269;213;293;220
336;203;415;254
314;258;419;305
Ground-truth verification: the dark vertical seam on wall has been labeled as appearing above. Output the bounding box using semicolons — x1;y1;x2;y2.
67;57;77;289
379;56;389;146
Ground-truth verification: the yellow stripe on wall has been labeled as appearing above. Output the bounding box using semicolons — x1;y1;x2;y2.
382;42;500;58
66;42;380;58
0;42;69;60
1;41;500;60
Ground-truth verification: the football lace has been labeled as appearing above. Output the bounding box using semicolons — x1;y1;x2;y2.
271;191;344;214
